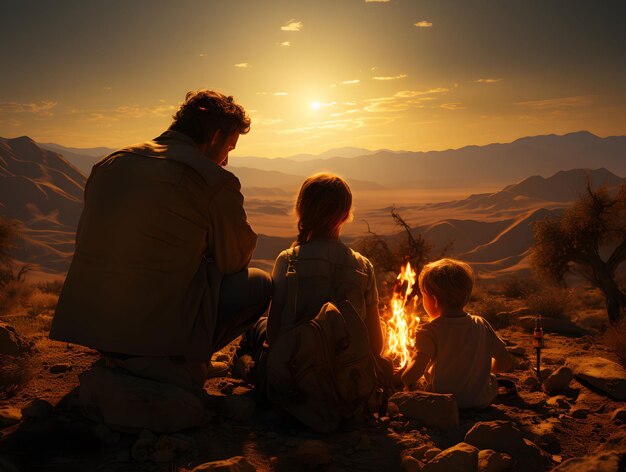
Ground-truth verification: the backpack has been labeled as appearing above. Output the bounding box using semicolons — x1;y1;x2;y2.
265;246;385;432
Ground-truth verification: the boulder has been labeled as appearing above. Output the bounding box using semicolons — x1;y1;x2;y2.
389;391;459;430
478;449;513;472
400;456;423;472
464;421;548;472
78;363;212;433
543;366;573;395
423;448;442;461
21;398;53;420
0;407;22;427
552;451;625;472
571;407;590;419
294;440;332;468
567;357;626;401
0;322;30;355
191;456;256;472
422;442;478;472
518;316;585;335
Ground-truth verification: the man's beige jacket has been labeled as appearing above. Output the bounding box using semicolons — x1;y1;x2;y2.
50;130;257;360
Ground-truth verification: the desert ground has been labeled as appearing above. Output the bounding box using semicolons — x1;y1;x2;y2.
1;275;625;471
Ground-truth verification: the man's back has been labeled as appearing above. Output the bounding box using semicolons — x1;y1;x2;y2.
51;130;257;360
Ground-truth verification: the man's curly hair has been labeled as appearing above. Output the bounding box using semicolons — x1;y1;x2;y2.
170;89;251;144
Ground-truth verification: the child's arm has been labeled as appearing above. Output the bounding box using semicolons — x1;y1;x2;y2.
401;351;431;390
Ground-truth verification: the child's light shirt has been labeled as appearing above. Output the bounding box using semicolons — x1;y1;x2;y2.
414;313;509;409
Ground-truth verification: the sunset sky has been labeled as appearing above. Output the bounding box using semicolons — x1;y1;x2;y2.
0;0;624;157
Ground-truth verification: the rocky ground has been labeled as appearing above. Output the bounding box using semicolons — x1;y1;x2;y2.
1;311;626;471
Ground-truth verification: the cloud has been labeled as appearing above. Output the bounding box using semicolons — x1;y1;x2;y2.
113;104;176;118
515;95;592;110
235;62;251;68
365;0;391;2
281;19;303;31
278;116;395;135
103;86;112;91
0;100;57;116
372;74;407;81
394;88;448;98
342;79;360;85
199;53;207;57
474;78;502;84
440;103;465;110
280;41;291;47
414;21;433;27
255;118;284;126
273;92;289;96
256;92;268;95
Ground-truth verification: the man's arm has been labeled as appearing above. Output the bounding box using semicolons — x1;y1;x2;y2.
208;177;257;275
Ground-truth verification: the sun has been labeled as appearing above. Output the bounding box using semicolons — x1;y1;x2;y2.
310;101;321;110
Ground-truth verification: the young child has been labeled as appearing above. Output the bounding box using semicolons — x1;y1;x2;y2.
401;258;513;409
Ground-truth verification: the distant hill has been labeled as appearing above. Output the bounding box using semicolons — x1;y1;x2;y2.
2;134;623;277
231;131;626;189
38;142;114;176
0;136;86;272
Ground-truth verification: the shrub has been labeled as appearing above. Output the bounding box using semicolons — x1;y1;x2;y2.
467;293;510;328
36;280;64;295
501;276;540;299
605;318;626;369
0;280;32;316
526;286;572;320
27;290;58;317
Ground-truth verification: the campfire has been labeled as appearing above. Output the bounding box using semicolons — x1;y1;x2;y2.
382;262;421;370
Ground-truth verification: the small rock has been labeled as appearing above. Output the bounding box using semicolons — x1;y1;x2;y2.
191;456;256;471
546;395;570;409
543;366;573;395
422;442;478;472
0;322;31;356
269;456;279;469
50;363;71;374
478;449;513;472
294;440;332;468
390;420;406;430
0;408;22;427
567;357;626;401
401;455;422;472
409;445;433;460
213;352;230;363
571;407;590;419
390;391;459;430
506;346;526;356
423;448;442;462
518;316;585;335
92;423;120;445
378;416;391;427
522;376;539;389
611;408;626;422
21;399;53;420
552;451;625;471
387;401;400;418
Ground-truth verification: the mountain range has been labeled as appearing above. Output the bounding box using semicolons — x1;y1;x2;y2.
38;131;626;191
1;133;624;278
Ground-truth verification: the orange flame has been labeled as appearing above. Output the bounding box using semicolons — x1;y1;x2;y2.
383;262;421;369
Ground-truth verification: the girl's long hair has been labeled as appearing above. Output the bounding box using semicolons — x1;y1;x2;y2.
294;173;353;246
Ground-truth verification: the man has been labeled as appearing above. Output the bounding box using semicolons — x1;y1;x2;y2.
50;90;271;396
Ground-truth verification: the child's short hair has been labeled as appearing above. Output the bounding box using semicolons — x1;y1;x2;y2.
418;258;474;310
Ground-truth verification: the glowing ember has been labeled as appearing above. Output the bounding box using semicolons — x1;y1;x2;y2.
383;262;421;369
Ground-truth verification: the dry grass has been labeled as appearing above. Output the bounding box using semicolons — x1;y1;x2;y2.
0;280;33;316
526;286;572;320
27;290;58;317
466;292;510;328
605;318;626;369
501;276;541;299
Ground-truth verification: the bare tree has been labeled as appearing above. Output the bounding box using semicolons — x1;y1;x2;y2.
532;183;626;322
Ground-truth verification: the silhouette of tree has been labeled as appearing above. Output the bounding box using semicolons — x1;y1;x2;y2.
532;182;626;322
